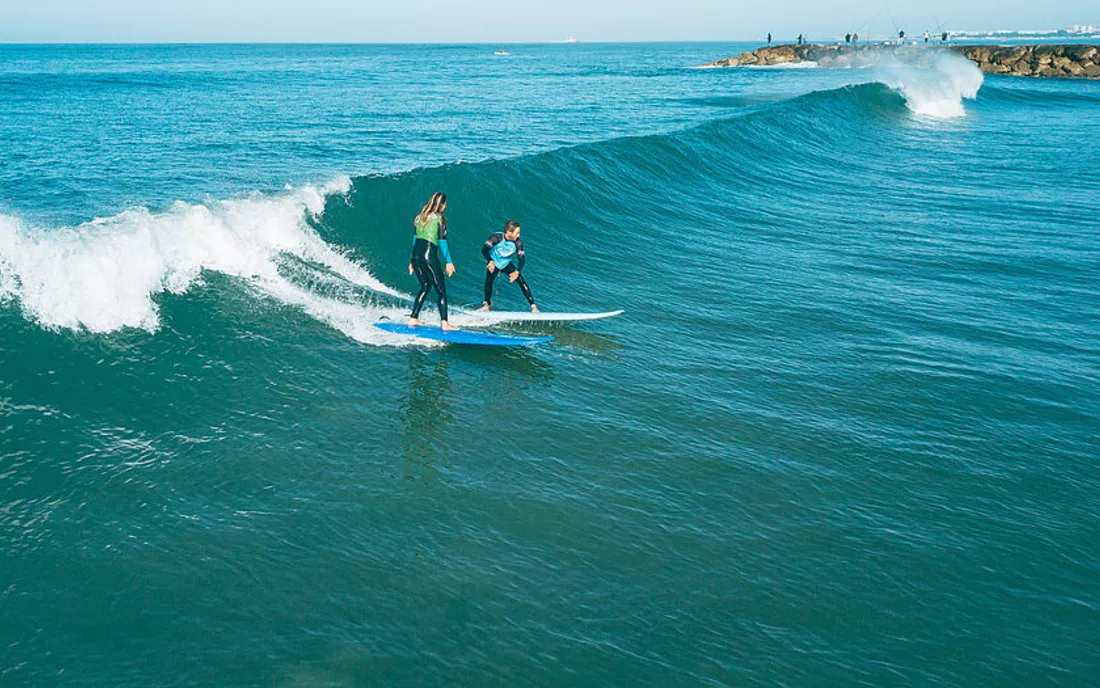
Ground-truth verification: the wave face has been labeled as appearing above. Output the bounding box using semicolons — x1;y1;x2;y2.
0;56;984;341
2;44;1099;687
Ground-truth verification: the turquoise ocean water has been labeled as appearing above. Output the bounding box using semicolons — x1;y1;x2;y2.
2;43;1098;685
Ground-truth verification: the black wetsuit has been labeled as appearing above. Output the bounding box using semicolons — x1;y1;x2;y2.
410;216;449;321
481;233;534;307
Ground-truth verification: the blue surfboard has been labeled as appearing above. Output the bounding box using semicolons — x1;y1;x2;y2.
373;322;554;347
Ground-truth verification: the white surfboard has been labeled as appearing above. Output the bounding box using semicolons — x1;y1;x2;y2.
451;309;623;325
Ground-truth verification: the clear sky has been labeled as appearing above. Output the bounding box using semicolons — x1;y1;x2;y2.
0;0;1096;43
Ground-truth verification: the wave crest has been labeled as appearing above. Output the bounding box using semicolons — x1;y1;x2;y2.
0;178;401;337
869;50;984;118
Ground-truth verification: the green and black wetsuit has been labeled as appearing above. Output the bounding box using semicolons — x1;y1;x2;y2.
410;213;453;321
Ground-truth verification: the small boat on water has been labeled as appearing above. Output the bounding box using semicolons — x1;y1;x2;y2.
494;48;509;56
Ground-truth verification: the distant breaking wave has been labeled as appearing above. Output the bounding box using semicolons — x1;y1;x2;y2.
787;48;983;118
868;50;983;118
704;47;983;118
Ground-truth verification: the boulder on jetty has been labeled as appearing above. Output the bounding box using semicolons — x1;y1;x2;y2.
702;43;1100;79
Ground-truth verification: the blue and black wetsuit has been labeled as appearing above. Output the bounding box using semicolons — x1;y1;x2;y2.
410;213;453;321
481;233;534;307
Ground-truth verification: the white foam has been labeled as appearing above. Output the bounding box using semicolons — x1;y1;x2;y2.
868;50;984;119
747;61;820;70
256;274;434;347
0;179;408;340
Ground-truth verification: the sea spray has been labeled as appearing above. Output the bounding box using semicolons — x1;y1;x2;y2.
865;50;984;118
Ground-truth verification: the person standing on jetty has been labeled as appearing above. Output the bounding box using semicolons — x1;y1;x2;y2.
477;220;538;313
408;192;457;330
767;32;772;46
846;33;852;44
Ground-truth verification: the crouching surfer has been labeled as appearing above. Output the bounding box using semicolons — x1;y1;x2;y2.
477;220;538;312
408;192;457;330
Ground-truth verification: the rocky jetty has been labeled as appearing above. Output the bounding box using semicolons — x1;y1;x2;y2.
953;44;1100;77
703;44;1100;79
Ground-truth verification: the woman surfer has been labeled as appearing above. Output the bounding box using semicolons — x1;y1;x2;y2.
408;192;457;330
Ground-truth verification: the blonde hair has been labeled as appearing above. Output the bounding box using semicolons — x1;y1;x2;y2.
415;192;447;227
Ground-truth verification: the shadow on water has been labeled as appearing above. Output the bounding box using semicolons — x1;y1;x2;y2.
442;344;557;378
397;352;456;470
395;343;556;474
484;323;623;356
535;328;622;355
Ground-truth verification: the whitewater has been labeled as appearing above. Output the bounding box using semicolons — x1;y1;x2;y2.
0;179;416;344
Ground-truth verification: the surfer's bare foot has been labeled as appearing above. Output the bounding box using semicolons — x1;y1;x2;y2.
476;303;491;311
530;304;539;313
441;321;459;332
408;318;422;327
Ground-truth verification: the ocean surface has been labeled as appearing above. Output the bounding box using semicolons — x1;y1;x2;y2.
1;43;1098;686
